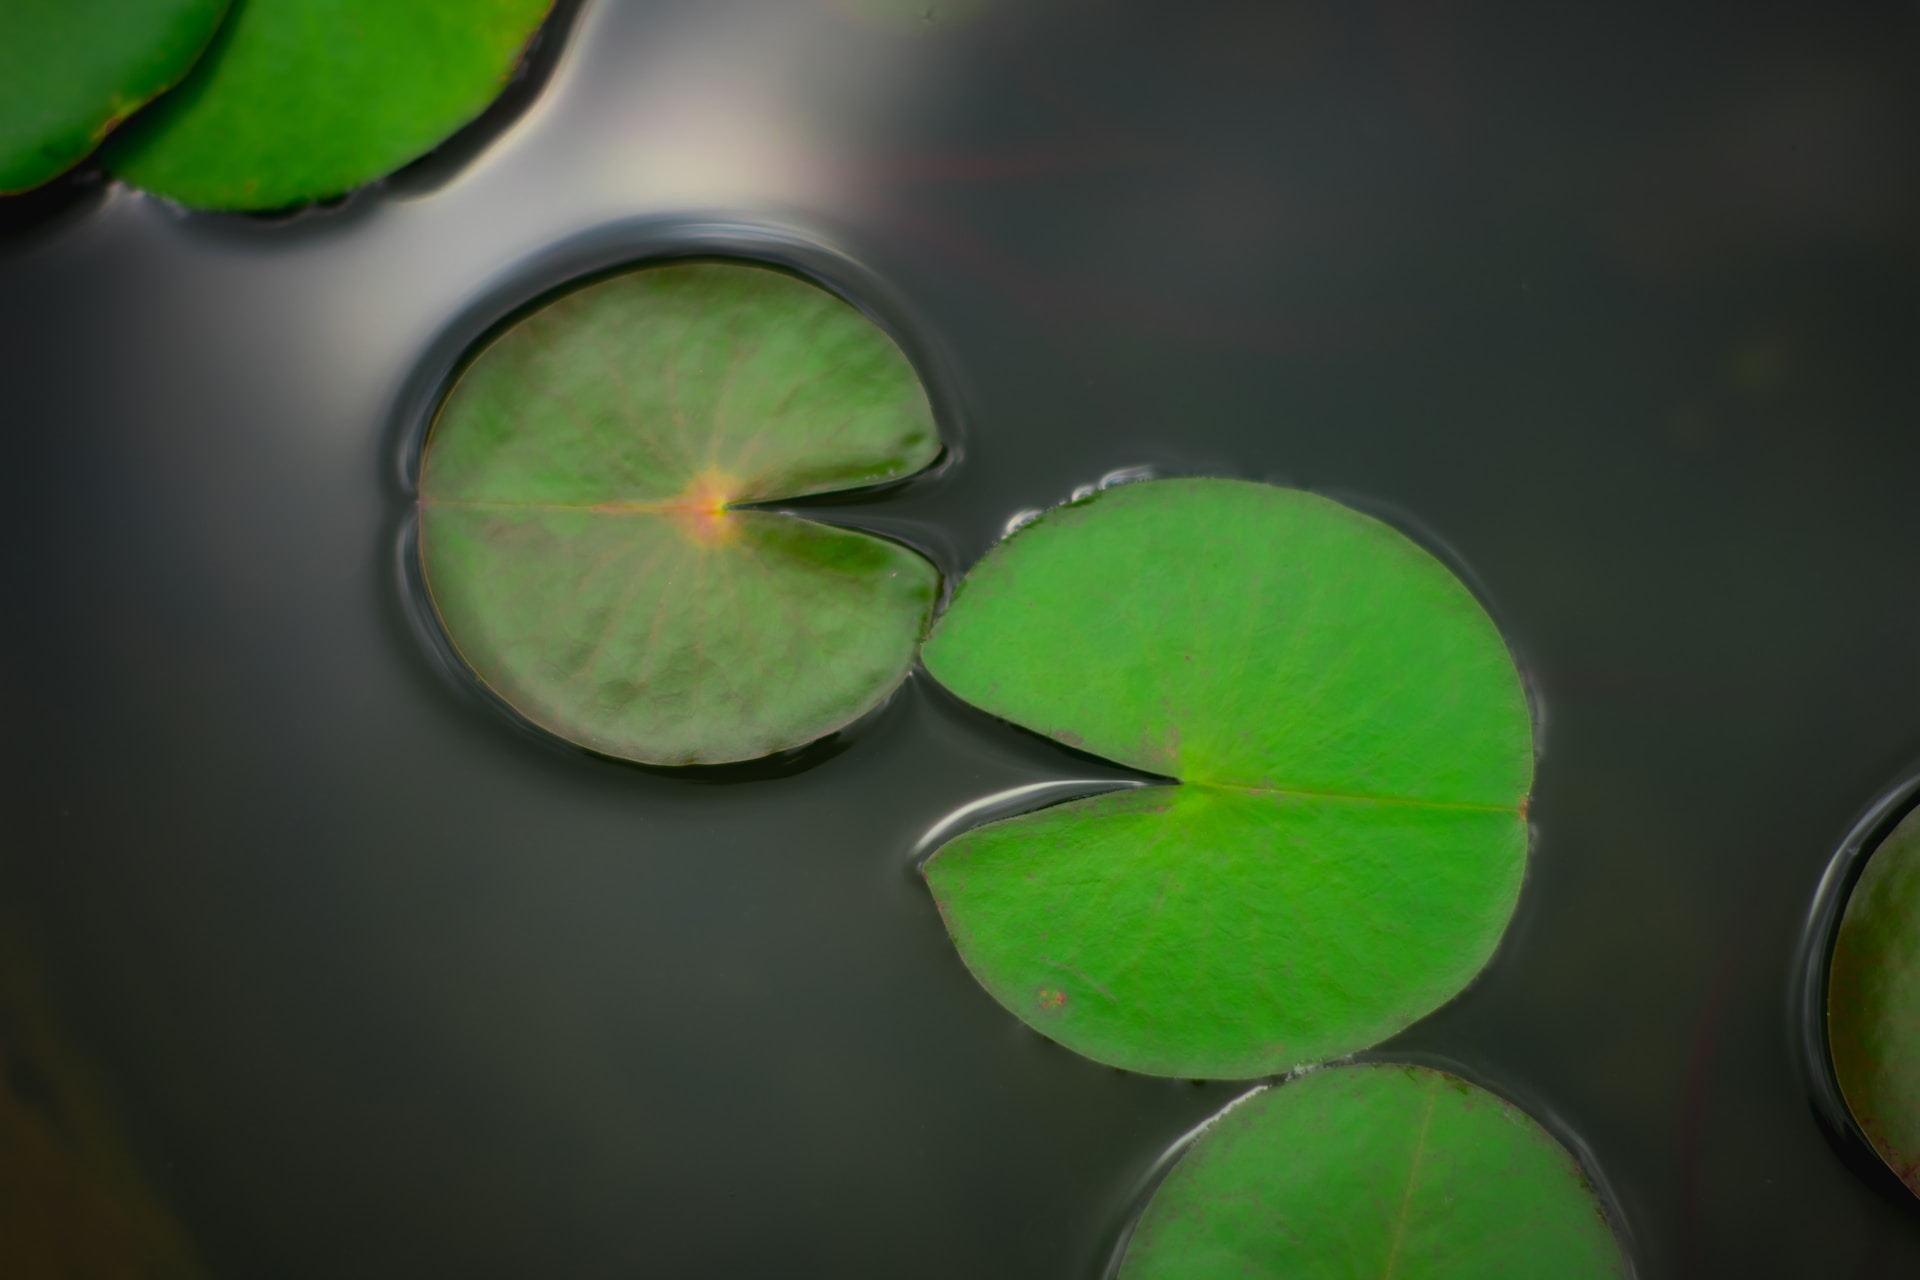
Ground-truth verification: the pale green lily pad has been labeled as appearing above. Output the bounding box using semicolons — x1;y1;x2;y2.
417;261;941;766
105;0;554;211
1828;801;1920;1194
0;0;230;194
921;479;1532;1078
1119;1064;1628;1280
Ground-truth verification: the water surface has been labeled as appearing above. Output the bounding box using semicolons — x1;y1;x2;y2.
4;0;1920;1275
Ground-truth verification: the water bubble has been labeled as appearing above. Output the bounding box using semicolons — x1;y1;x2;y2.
1098;465;1155;490
1003;508;1043;537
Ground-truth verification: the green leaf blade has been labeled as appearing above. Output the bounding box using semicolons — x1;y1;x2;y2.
417;262;943;766
926;785;1526;1078
923;481;1531;806
421;506;936;765
0;0;231;194
920;479;1533;1077
1118;1064;1628;1280
104;0;555;210
426;264;939;507
1829;804;1920;1193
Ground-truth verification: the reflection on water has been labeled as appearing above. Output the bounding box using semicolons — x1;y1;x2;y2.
0;922;203;1280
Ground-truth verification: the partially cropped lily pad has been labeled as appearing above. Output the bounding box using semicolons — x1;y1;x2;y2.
1829;802;1920;1193
105;0;554;210
1119;1064;1627;1280
418;261;941;766
0;0;230;194
921;479;1532;1078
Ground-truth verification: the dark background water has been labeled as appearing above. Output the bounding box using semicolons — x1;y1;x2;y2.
4;0;1920;1275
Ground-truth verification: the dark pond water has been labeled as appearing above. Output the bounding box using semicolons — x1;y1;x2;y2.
4;0;1920;1275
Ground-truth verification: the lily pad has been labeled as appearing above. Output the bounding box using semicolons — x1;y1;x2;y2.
104;0;554;211
920;479;1532;1078
1118;1064;1627;1280
0;0;230;194
1828;801;1920;1193
417;260;942;766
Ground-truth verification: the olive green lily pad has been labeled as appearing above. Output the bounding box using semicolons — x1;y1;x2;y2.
1119;1064;1628;1280
0;0;230;194
1828;801;1920;1193
417;261;941;766
104;0;554;211
920;479;1532;1078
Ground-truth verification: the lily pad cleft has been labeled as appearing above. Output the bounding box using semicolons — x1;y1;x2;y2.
921;479;1534;1079
418;260;943;766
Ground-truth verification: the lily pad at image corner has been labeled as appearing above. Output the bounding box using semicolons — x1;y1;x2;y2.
1828;801;1920;1194
0;0;230;194
417;260;942;766
1118;1064;1628;1280
921;479;1533;1079
104;0;555;211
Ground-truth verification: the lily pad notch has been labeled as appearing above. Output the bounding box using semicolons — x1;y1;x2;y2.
412;255;951;767
919;478;1537;1079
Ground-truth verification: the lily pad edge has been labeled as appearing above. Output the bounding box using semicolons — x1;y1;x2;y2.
1098;1054;1637;1280
915;474;1540;1077
1797;764;1920;1211
103;0;584;218
0;0;234;197
388;224;966;772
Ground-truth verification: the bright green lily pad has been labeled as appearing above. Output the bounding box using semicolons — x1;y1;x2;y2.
1828;802;1920;1193
417;261;941;766
0;0;230;194
921;479;1532;1078
104;0;554;211
1119;1064;1628;1280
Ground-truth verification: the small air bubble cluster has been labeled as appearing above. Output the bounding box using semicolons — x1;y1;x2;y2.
1001;466;1155;540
